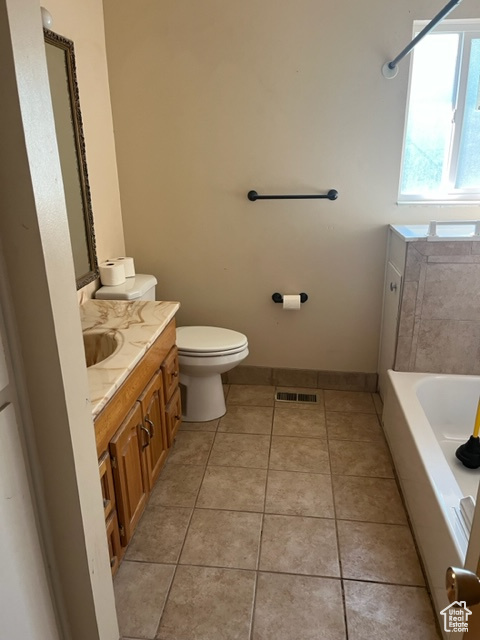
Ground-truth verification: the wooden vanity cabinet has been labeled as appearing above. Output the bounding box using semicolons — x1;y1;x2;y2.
94;318;181;572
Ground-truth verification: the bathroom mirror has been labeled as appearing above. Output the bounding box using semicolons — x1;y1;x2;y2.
44;29;98;289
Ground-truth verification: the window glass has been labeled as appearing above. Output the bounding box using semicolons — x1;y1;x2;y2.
398;21;480;203
400;34;459;196
455;38;480;188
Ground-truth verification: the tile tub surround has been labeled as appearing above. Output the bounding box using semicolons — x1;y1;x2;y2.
395;240;480;374
114;385;441;640
80;299;180;415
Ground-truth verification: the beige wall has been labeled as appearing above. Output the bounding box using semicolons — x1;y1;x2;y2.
46;0;125;298
103;0;480;373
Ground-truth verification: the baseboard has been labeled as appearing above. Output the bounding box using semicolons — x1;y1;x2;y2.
222;366;378;392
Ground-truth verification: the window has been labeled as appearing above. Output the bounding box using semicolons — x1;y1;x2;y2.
399;20;480;203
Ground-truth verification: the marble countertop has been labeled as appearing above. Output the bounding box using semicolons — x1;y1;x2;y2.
80;299;180;417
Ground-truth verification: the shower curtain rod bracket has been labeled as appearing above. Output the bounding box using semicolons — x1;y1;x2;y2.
381;0;464;79
382;62;399;79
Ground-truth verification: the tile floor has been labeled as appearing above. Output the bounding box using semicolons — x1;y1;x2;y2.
114;385;442;640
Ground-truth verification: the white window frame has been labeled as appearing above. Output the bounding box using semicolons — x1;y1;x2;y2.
398;19;480;205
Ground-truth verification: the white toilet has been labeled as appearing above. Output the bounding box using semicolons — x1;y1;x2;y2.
176;326;249;422
95;274;248;423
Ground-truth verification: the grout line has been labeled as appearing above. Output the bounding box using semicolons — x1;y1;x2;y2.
340;575;428;588
123;557;429;590
146;503;410;529
153;422;216;638
249;396;275;640
325;403;350;640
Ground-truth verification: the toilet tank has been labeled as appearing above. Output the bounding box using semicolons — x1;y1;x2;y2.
95;274;157;301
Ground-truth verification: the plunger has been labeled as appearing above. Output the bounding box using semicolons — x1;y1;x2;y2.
456;396;480;469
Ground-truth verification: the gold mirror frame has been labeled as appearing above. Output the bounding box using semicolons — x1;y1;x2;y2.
44;28;98;290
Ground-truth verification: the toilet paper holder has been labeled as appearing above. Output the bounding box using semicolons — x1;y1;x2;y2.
272;292;308;304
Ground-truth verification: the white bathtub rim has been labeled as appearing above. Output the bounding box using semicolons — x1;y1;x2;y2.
386;370;475;561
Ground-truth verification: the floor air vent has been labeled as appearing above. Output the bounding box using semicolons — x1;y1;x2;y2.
276;392;318;404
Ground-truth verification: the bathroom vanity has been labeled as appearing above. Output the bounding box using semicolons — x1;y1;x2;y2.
81;299;181;573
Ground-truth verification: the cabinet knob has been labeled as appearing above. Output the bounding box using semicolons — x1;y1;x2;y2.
390;282;397;292
172;371;179;378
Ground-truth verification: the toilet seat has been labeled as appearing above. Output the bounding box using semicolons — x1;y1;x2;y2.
176;326;248;357
178;345;247;357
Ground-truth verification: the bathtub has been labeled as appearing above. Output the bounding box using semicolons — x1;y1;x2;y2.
382;371;480;630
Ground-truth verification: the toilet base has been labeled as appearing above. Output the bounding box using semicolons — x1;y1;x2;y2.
180;372;226;422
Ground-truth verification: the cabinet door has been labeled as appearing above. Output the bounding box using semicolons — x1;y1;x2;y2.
105;511;122;576
139;371;168;489
161;346;179;401
98;451;116;521
110;403;149;546
165;387;182;446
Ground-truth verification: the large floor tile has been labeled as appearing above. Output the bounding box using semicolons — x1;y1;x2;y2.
324;390;376;413
265;469;334;518
252;572;346;640
180;508;262;569
259;514;340;577
337;520;425;586
166;431;215;466
125;506;192;563
149;463;205;508
157;565;255;640
196;465;267;512
208;432;270;468
218;405;273;434
328;439;394;477
273;406;327;439
114;561;174;639
269;436;330;473
344;581;440;640
326;411;384;442
226;384;276;407
332;475;407;524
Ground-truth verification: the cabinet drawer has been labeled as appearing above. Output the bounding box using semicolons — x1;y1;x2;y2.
161;346;179;401
165;387;182;446
98;451;116;521
105;510;122;576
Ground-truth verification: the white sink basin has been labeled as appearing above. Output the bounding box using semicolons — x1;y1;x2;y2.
83;330;120;368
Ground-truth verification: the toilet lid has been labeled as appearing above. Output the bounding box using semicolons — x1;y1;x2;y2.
176;326;248;354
